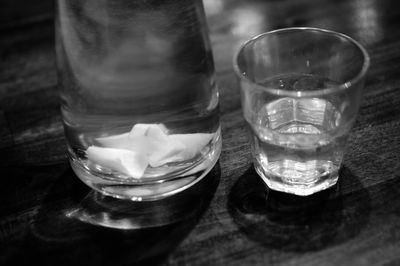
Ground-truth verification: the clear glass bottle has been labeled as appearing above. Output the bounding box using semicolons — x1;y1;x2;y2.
56;0;221;200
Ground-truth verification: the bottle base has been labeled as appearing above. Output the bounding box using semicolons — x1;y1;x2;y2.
70;134;221;201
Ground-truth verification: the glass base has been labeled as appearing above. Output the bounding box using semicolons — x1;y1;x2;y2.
254;163;339;196
70;134;221;201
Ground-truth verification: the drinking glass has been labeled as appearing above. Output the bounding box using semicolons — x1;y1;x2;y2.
234;27;369;196
56;0;221;200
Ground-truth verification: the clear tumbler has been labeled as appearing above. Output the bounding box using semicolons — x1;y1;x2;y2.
234;27;369;196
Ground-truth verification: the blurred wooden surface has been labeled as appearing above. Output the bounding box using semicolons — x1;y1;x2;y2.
1;0;400;265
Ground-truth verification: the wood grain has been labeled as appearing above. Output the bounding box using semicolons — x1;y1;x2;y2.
1;0;400;265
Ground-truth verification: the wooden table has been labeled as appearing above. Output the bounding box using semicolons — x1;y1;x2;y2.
1;0;400;265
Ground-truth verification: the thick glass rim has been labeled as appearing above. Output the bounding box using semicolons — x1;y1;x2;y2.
233;27;370;97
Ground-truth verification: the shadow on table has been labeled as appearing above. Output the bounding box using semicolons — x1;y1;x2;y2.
228;165;371;252
21;163;221;266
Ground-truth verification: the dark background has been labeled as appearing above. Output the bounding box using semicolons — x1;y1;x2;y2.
1;0;400;265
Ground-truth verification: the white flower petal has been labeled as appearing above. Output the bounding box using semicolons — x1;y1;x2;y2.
95;133;130;149
87;146;148;178
169;133;214;160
